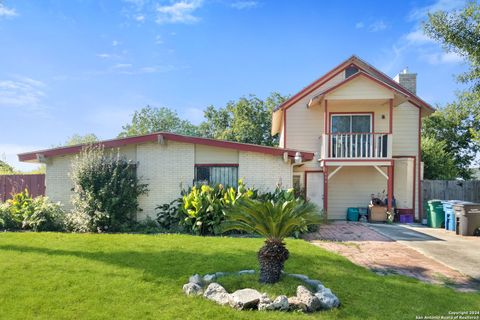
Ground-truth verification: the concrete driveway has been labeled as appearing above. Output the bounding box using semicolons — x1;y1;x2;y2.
368;223;480;280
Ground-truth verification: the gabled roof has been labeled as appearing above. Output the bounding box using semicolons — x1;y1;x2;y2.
274;55;434;113
18;132;315;163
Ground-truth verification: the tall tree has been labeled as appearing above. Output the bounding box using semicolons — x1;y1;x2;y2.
421;137;458;180
0;159;14;174
422;93;479;180
119;106;198;137
198;92;288;146
424;1;480;93
421;2;480;179
65;133;99;146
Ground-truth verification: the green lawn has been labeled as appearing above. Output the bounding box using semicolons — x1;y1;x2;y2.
0;233;478;319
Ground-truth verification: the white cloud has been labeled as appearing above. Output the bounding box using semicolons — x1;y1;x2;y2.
155;0;203;24
97;53;112;59
155;35;163;44
113;63;133;69
0;77;47;111
369;20;387;32
405;29;435;44
408;0;465;21
0;3;17;17
355;22;364;29
422;51;464;65
112;40;121;46
231;1;259;10
135;14;145;22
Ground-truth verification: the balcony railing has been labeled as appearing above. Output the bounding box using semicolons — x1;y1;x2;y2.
321;133;392;159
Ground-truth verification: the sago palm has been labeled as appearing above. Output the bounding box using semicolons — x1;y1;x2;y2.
222;197;322;284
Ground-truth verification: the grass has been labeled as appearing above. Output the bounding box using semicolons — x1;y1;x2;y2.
0;233;478;320
218;273;315;297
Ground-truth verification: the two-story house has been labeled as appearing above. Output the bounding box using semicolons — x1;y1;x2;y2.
272;55;434;220
18;56;433;221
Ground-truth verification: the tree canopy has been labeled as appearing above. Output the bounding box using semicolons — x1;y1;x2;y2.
64;134;99;146
0;159;14;174
118;106;198;138
421;1;480;179
424;1;480;93
119;93;288;147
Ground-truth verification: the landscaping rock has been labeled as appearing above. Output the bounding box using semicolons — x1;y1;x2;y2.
183;282;203;296
257;294;272;311
203;283;230;306
304;279;323;288
203;274;216;283
296;285;321;312
215;272;227;278
238;269;255;275
259;295;289;311
288;296;307;312
289;273;310;281
314;289;340;310
229;288;262;310
189;274;204;286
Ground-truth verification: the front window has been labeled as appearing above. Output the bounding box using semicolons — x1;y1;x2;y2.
330;114;373;158
194;165;238;187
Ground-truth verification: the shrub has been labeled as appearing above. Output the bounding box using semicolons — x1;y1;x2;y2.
0;190;65;231
69;145;148;232
155;198;184;231
179;181;254;235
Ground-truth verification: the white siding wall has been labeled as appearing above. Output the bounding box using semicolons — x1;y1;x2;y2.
328;166;388;220
136;141;195;220
238;151;292;192
392;102;419;155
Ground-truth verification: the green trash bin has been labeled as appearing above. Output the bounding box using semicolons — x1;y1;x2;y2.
427;200;445;228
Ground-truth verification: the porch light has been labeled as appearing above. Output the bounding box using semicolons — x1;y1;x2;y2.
294;152;302;164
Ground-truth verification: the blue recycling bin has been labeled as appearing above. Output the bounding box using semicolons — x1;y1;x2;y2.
443;200;462;231
347;208;359;221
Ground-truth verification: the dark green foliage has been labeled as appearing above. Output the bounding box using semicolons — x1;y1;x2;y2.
155;198;185;231
422;93;480;180
0;190;65;231
222;196;322;283
64;133;98;146
198;93;288;146
68;145;148;232
421;137;458;180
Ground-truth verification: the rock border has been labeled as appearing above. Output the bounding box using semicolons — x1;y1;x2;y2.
182;270;340;313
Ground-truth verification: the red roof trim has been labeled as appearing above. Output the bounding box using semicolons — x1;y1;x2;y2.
275;55;434;113
18;132;315;162
313;71;409;99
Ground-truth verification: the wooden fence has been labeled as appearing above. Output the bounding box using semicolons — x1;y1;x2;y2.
421;180;480;204
0;174;45;202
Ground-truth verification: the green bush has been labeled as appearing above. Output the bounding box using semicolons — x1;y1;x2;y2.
155;198;185;231
0;190;65;231
179;181;254;235
69;145;148;233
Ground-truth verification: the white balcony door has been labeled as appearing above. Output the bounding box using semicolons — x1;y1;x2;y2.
306;172;324;210
330;114;372;158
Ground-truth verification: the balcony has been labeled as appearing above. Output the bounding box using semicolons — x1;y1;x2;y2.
321;133;392;160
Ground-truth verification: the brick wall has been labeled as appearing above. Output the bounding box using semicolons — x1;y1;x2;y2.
238;151;292;192
136;141;194;220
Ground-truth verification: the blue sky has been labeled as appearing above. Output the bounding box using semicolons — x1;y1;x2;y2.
0;0;469;170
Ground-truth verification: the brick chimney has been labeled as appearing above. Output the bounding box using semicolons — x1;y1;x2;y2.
394;68;417;94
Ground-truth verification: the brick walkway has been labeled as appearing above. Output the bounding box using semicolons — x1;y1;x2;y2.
304;222;479;291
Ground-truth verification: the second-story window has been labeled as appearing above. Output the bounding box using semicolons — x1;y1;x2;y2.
331;114;372;133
